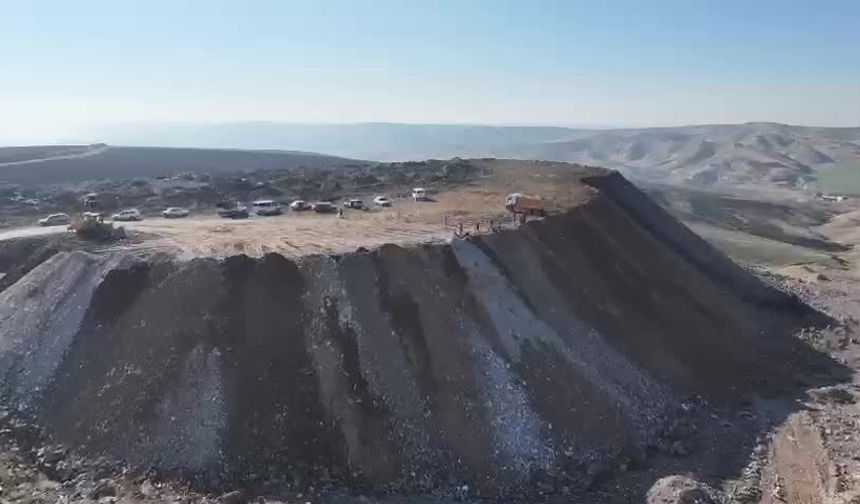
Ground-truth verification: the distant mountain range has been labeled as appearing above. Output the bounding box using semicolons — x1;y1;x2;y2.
83;122;860;187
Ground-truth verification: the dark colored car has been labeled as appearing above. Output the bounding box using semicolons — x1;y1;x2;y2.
217;206;249;219
311;201;335;213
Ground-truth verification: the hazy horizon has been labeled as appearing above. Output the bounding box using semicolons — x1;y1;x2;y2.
6;119;860;149
2;1;859;145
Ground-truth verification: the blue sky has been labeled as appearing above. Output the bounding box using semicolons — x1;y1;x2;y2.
1;0;858;142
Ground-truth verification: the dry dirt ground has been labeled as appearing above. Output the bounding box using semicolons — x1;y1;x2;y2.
715;201;860;504
605;196;860;504
121;161;594;259
116;191;507;259
2;160;599;259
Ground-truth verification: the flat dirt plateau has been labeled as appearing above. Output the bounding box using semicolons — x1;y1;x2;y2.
1;163;860;503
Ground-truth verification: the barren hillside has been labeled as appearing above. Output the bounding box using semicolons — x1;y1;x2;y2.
530;123;860;188
87;122;860;188
0;145;362;185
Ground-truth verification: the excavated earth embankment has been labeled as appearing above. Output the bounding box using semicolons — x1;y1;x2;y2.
0;172;836;500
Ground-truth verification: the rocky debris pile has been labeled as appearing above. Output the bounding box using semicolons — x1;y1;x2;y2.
808;385;858;405
646;475;719;503
0;406;312;504
0;407;213;504
0;172;839;501
0;235;69;293
754;266;857;321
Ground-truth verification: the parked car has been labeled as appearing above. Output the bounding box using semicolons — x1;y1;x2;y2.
251;200;282;216
38;213;71;226
112;208;142;221
289;200;311;211
217;205;249;219
311;201;335;213
373;195;392;207
412;187;428;201
343;198;364;209
162;207;189;218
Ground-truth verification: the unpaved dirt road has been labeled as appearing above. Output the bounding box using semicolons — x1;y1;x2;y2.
0;194;501;258
0;225;67;241
120;190;512;258
2;210;456;258
123;209;456;258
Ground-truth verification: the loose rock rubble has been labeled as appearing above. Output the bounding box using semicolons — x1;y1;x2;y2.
0;172;847;503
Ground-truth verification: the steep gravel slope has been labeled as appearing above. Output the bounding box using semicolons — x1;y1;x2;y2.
0;173;835;501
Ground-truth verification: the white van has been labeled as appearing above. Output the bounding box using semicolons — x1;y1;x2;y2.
412;187;428;201
251;200;282;216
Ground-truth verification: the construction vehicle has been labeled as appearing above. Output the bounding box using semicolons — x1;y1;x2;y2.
505;193;545;217
68;212;125;241
67;191;124;240
82;193;99;211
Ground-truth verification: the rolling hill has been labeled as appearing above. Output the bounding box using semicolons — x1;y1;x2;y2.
5;122;860;189
527;122;860;188
0;145;363;185
85;121;860;188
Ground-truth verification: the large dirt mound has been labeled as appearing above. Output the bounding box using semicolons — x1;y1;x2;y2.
0;173;831;500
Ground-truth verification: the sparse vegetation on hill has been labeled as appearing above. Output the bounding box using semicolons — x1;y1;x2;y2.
531;122;860;188
0;145;361;185
645;184;846;251
814;161;860;195
88;122;860;189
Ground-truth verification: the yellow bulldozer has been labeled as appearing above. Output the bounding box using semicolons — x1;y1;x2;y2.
68;212;125;241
